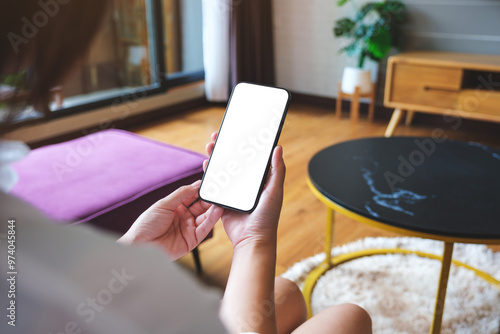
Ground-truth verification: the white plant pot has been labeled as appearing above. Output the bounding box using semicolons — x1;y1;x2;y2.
341;67;372;95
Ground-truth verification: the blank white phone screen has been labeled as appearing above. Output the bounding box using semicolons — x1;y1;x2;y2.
199;83;290;212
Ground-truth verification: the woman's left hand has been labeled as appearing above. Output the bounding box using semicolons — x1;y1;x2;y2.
118;181;223;260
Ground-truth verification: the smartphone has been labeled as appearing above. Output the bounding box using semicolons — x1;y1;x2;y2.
199;82;291;212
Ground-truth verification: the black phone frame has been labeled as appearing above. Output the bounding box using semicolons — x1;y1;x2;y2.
198;82;291;213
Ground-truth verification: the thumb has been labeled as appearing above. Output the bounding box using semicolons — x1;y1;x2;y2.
262;146;286;197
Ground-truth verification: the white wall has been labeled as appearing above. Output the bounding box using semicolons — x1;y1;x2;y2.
273;0;500;99
272;0;353;98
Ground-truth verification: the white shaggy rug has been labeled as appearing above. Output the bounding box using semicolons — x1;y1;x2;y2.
282;237;500;334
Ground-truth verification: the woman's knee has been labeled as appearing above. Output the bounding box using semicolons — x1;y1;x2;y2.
275;277;306;312
325;303;372;333
292;303;372;334
340;304;371;325
275;277;307;333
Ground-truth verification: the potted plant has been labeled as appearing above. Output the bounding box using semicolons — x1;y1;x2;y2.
0;70;29;93
334;0;405;94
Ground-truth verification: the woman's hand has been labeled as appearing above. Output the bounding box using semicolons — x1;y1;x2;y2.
204;132;286;249
118;180;223;260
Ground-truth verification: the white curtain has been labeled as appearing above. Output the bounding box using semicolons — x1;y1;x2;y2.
202;0;231;102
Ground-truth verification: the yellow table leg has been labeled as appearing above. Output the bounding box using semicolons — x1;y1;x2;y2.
430;242;454;334
325;208;334;267
303;208;335;318
301;238;498;327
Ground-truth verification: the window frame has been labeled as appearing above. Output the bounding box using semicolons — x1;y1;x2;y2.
45;0;204;121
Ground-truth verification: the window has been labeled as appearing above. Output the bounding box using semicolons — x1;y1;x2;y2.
1;0;204;123
52;0;166;116
163;0;204;85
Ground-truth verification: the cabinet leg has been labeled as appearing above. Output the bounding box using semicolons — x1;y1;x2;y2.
384;108;405;137
405;110;415;126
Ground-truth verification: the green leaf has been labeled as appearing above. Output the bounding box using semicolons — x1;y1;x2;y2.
0;70;29;90
381;1;405;13
378;1;405;22
357;3;377;20
366;51;380;62
354;24;367;38
340;42;358;57
334;18;356;37
358;48;369;68
367;28;391;60
333;0;405;64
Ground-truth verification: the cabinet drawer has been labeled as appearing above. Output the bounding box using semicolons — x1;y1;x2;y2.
390;63;463;109
457;89;500;115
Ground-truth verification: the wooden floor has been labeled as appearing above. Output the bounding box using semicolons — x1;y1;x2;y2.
131;102;500;288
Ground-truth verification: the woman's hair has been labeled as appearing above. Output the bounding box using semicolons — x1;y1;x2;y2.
0;0;110;131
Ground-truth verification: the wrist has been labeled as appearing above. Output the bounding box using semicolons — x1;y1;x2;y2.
232;235;277;260
223;234;278;334
233;233;277;252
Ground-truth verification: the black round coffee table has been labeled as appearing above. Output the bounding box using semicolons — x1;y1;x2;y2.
304;137;500;334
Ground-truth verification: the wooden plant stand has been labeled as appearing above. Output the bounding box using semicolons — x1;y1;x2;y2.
336;82;376;122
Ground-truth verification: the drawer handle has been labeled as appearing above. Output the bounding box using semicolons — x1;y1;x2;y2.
424;86;460;93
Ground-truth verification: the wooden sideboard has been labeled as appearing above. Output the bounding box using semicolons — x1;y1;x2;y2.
383;51;500;137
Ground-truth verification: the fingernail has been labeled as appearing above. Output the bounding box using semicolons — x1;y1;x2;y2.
277;145;283;157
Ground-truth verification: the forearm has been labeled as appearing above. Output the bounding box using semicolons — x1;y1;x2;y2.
220;237;278;334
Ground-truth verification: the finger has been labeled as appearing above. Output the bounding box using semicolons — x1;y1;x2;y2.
272;146;285;171
187;197;221;222
203;159;208;171
262;146;286;196
158;183;200;210
188;197;212;217
195;205;223;241
211;132;218;142
205;142;214;156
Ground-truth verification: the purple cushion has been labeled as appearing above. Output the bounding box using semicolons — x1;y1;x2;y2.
11;129;206;234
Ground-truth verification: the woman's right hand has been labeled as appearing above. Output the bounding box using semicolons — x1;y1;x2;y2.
204;132;286;249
